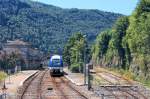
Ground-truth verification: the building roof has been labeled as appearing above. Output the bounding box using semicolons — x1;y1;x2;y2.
6;40;31;46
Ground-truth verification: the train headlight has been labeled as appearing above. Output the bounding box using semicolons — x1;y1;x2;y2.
60;69;63;73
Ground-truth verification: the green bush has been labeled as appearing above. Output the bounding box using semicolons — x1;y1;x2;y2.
70;63;80;73
0;72;7;81
63;32;88;73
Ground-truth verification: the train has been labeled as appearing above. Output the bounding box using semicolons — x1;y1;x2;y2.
48;55;63;75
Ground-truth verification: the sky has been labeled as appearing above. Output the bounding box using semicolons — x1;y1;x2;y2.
33;0;139;15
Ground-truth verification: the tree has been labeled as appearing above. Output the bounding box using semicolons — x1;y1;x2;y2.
92;16;129;69
92;0;150;80
63;32;89;73
91;30;112;65
0;51;21;70
125;0;150;79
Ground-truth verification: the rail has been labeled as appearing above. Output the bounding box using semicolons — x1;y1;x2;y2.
93;71;148;99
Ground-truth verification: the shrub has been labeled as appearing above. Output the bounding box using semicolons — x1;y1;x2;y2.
0;71;7;81
70;63;80;73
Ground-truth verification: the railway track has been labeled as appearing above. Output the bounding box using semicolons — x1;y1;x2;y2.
17;68;149;99
104;71;148;99
17;70;47;99
94;71;149;99
41;70;88;99
102;71;148;99
18;70;88;99
59;77;88;99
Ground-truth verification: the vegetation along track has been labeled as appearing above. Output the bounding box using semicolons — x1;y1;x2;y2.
94;71;148;99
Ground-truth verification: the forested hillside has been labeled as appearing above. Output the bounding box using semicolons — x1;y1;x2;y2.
92;0;150;80
0;0;122;53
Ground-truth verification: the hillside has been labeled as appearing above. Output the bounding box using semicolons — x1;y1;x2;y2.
92;0;150;80
0;0;122;53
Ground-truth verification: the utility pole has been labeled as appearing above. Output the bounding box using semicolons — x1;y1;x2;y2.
8;69;11;84
83;35;87;85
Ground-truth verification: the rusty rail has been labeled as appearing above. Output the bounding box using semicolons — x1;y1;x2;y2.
101;71;148;99
18;70;47;99
60;77;88;99
51;76;68;99
95;71;148;99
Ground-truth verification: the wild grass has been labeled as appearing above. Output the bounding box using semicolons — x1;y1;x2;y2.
107;68;135;80
107;67;150;88
0;71;7;81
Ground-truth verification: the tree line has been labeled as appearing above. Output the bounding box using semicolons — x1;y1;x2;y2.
92;0;150;80
63;0;150;82
0;0;121;53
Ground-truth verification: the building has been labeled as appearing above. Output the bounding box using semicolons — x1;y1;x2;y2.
2;40;43;70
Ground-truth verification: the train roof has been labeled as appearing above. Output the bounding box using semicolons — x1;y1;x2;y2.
51;55;61;59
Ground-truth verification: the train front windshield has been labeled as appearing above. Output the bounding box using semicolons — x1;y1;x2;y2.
52;59;61;67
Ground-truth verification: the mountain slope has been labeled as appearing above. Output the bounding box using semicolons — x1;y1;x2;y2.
0;0;122;52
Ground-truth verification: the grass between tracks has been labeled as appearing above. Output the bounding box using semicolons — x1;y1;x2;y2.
93;67;150;88
107;68;135;80
92;67;134;85
134;77;150;88
108;68;150;88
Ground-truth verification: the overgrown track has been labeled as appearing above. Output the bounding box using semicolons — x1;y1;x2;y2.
94;71;149;99
103;71;148;99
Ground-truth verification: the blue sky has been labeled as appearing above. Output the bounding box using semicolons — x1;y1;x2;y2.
33;0;139;15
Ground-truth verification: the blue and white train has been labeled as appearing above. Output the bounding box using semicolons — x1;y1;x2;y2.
48;55;63;75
